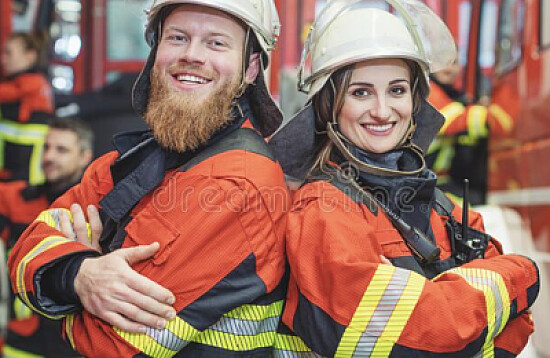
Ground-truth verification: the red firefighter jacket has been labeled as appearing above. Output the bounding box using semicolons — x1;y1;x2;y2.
8;127;289;358
276;178;538;358
0;71;53;184
0;181;81;358
426;81;517;204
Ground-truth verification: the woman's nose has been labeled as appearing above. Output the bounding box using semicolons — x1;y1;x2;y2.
369;96;392;120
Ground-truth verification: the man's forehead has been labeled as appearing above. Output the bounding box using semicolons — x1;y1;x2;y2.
46;129;78;145
162;4;247;33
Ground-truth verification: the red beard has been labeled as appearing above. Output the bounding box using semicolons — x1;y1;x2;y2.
144;66;242;152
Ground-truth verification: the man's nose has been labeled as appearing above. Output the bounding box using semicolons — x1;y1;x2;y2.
179;40;206;64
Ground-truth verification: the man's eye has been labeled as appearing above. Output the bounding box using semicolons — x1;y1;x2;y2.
210;40;227;48
167;35;185;42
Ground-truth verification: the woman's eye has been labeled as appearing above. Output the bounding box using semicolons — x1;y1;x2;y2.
352;89;371;97
390;86;407;95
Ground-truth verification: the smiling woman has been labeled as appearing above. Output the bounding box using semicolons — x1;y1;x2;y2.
338;58;413;154
270;1;540;357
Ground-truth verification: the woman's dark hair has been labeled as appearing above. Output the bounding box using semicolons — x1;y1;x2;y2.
9;31;50;70
310;64;354;172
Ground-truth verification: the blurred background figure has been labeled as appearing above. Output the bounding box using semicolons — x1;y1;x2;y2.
0;31;53;185
0;117;92;358
426;60;512;205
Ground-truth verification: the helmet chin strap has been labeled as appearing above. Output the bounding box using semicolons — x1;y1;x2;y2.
327;116;425;178
235;28;252;99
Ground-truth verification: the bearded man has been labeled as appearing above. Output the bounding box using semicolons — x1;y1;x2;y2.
8;1;289;357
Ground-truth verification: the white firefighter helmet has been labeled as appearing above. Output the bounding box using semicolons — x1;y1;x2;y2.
145;0;280;64
299;0;457;98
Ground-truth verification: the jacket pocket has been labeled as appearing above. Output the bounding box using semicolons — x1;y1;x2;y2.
125;207;180;265
377;229;411;258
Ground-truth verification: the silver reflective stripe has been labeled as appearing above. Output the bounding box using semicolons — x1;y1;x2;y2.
146;326;188;351
210;315;279;335
17;237;68;295
351;269;411;358
463;275;504;339
0;121;48;140
45;208;64;230
273;349;326;358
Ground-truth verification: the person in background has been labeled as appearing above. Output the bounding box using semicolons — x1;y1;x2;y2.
0;117;93;358
269;1;538;357
0;31;54;185
8;1;289;357
426;61;514;204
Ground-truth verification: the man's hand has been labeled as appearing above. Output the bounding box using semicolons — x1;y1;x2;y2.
60;204;177;333
75;245;176;333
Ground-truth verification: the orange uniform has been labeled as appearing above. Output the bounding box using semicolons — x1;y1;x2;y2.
8;125;289;358
426;81;516;204
276;174;538;358
427;81;513;138
0;71;53;184
0;181;81;358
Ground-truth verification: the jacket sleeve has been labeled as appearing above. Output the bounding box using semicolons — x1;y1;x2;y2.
282;184;539;358
0;184;10;242
467;210;536;358
427;84;489;138
7;152;118;318
0;75;40;102
61;166;288;357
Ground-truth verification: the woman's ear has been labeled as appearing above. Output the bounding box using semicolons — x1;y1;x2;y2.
244;53;261;84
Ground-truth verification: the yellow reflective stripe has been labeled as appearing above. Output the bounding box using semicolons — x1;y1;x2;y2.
36;208;92;241
335;266;424;358
116;301;282;357
426;137;441;155
432;140;455;173
29;140;45;185
369;269;424;357
116;317;197;358
36;208;71;230
13;295;33;320
274;333;313;353
0;140;4;167
0;120;49;142
65;313;77;350
467;105;489;138
441;267;510;357
439;102;465;133
15;236;70;319
0;120;48;185
225;300;283;320
3;344;47;358
488;104;513;132
195;329;276;351
195;300;283;350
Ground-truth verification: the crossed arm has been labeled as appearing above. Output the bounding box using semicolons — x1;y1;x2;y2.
56;203;176;333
